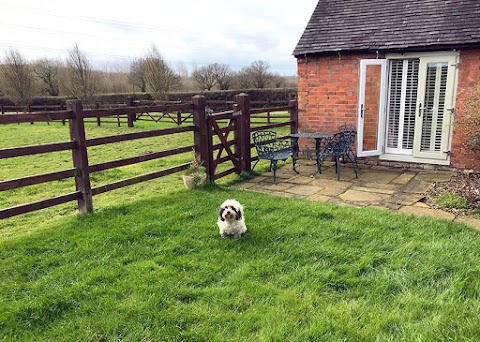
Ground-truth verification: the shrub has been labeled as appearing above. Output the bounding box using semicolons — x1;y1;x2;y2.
436;192;470;210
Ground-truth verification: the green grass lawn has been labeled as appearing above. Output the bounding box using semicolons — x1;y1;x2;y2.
1;118;480;341
1;188;480;341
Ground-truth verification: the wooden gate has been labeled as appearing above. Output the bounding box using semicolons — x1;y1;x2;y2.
193;94;251;182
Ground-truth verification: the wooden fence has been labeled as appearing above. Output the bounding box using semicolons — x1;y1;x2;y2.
0;94;297;219
0;98;291;127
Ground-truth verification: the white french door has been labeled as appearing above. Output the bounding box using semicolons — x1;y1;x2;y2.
356;59;387;157
413;55;457;160
357;52;458;163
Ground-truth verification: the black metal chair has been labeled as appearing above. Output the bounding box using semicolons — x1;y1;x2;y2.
252;130;298;184
319;131;358;180
337;123;358;167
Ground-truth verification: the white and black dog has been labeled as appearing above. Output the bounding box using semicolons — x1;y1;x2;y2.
217;199;247;238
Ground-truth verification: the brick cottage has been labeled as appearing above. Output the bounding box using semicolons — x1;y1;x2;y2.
293;0;480;171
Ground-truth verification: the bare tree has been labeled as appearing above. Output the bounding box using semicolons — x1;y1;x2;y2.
62;43;98;103
271;73;286;88
212;63;234;90
235;67;253;89
192;64;217;91
0;49;35;105
143;46;180;99
248;60;274;89
33;58;61;96
128;59;147;92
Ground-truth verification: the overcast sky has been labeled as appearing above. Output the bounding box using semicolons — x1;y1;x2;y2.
0;0;318;75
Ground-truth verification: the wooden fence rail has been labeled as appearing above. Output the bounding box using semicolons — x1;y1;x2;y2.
0;94;297;219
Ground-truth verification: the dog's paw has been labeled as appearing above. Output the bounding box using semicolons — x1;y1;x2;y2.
233;231;247;239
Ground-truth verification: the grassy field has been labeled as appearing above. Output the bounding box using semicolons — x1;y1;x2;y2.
1;119;480;341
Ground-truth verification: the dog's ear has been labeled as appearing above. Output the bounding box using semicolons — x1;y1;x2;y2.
219;207;225;221
233;206;242;220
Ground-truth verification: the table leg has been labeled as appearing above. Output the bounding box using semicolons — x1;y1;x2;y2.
291;137;299;173
313;138;322;176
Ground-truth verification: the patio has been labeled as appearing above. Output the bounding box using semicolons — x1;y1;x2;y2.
232;160;480;229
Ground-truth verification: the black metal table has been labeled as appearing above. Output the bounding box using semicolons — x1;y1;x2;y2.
290;132;334;176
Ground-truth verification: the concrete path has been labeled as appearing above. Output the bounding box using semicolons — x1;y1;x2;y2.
231;160;480;229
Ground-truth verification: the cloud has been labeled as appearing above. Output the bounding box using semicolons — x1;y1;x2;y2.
0;0;318;74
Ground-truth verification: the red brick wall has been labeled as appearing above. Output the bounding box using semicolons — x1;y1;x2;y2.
451;49;480;171
297;51;480;171
297;53;380;151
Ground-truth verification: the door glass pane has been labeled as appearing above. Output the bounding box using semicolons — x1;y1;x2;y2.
387;60;403;148
421;63;448;152
403;60;419;149
363;64;382;151
386;59;419;151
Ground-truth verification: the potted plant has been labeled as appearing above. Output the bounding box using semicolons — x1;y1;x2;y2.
183;158;207;189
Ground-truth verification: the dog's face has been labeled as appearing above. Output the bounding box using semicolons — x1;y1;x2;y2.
219;200;243;222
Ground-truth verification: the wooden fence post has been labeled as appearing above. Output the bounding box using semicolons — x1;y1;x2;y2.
192;95;213;182
67;100;93;214
177;110;182;126
289;99;298;135
267;98;271;124
96;102;101;126
235;93;251;173
61;103;66;125
28;105;34;125
126;96;135;128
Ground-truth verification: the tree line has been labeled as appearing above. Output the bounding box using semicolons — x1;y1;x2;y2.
0;44;296;105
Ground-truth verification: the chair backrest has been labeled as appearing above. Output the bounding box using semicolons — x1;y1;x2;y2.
323;131;357;156
252;130;279;159
342;130;356;147
252;130;277;146
338;123;356;133
323;132;345;154
337;123;356;154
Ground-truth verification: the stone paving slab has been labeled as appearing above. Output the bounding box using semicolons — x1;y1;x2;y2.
286;175;315;185
389;193;426;206
413;202;430;208
311;179;352;196
350;185;397;195
247;176;268;183
307;194;332;202
339;189;391;205
455;217;480;230
260;182;295;192
357;169;401;184
284;184;322;196
403;179;433;194
391;173;416;184
414;171;453;182
371;202;403;210
397;206;455;220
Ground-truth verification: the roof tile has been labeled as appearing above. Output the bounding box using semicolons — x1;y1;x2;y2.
293;0;480;55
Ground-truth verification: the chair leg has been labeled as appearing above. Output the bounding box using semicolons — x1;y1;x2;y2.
292;156;299;174
346;153;358;178
313;154;323;176
272;160;278;184
252;159;260;172
335;156;341;181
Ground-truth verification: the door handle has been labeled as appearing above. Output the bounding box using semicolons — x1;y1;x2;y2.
360;104;364;118
418;103;423;117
